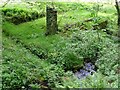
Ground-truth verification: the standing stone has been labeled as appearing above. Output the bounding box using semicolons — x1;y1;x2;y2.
45;6;58;36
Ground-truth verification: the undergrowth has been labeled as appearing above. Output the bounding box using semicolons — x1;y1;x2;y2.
2;1;119;89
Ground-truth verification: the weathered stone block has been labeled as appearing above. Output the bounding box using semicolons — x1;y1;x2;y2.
46;6;58;35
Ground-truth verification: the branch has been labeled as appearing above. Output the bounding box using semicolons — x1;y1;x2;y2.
2;0;11;8
115;0;120;25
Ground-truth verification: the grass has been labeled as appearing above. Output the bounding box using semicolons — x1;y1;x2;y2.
3;17;65;51
2;1;117;60
2;1;118;67
2;1;119;89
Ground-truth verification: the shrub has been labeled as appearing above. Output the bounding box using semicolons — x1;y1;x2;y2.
2;7;45;24
69;30;101;62
48;38;84;70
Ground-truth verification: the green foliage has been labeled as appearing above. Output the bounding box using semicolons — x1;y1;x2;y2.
2;4;45;24
48;29;118;74
2;36;38;88
48;48;84;70
89;4;103;18
69;30;102;61
2;35;80;89
2;1;119;89
55;71;80;88
70;30;119;87
79;72;118;88
96;42;119;76
80;72;111;88
54;2;88;13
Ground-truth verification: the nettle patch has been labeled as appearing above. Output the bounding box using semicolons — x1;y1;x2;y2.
2;7;45;24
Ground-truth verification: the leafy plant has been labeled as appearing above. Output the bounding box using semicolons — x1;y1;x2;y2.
2;35;80;89
55;71;80;88
96;42;119;76
2;5;45;24
80;72;112;88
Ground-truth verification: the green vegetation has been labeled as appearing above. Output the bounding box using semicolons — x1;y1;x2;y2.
2;2;46;24
2;34;80;88
1;1;119;89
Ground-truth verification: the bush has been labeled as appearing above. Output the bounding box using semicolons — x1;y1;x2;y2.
2;7;45;24
48;38;84;70
69;31;102;61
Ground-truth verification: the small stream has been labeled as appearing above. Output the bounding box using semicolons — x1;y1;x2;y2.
74;62;96;79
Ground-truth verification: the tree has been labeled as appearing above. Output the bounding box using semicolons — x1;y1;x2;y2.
115;0;120;38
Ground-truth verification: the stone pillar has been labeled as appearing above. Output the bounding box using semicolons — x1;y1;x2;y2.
45;6;58;36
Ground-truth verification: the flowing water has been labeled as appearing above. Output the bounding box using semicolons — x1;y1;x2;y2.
75;62;96;79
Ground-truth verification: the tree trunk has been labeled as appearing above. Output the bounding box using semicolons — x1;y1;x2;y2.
115;0;120;38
